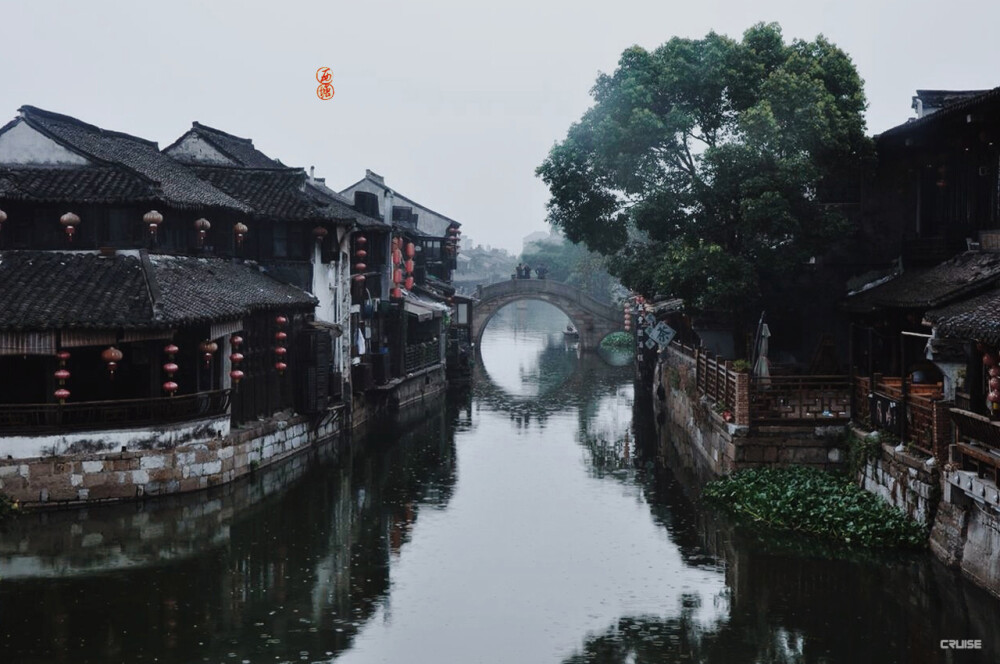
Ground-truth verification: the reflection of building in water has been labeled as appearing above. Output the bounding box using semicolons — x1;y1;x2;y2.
0;396;457;664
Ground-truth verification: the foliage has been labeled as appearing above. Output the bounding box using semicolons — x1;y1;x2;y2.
0;493;17;521
731;359;751;373
847;430;882;476
537;23;871;319
600;331;633;351
519;236;620;302
703;466;926;549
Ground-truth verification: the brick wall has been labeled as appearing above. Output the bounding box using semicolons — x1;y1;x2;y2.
0;410;342;507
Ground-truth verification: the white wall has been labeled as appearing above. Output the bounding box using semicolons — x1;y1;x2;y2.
0;120;91;166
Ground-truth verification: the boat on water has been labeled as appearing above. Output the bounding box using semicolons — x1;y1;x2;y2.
563;324;579;339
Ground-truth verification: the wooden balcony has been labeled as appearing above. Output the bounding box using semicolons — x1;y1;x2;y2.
0;390;230;434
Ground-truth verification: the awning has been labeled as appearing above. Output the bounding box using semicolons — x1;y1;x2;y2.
403;294;450;322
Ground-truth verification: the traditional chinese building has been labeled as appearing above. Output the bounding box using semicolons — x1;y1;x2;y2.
0;106;338;504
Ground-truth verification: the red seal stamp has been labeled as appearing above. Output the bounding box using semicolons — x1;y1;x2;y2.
316;67;334;100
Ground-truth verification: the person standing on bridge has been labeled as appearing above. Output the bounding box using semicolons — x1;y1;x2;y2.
522;262;532;279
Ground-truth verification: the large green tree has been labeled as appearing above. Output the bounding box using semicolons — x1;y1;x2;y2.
537;23;870;318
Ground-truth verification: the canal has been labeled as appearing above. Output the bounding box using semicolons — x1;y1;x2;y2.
2;300;999;663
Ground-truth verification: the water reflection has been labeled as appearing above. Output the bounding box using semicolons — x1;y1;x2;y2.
4;299;999;663
0;400;458;664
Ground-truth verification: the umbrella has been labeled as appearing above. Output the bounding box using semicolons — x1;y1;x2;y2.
753;322;771;388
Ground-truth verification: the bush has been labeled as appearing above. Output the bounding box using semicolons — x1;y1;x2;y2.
600;331;633;351
703;466;926;549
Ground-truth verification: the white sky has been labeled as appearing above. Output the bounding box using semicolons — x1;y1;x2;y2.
3;0;1000;253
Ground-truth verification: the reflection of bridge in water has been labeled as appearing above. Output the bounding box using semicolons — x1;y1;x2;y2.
472;348;632;432
473;279;622;351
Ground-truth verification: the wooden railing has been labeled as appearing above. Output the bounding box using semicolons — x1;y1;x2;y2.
857;374;947;458
696;350;737;414
0;390;230;434
404;341;441;373
751;375;852;423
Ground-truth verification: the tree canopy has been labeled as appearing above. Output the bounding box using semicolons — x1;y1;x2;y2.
537;23;870;316
519;236;619;302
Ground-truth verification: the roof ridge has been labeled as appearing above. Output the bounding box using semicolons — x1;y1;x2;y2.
879;87;1000;139
19;105;160;149
192;121;254;144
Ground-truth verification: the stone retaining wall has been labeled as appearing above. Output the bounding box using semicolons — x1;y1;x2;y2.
653;348;846;477
856;440;939;526
0;409;343;507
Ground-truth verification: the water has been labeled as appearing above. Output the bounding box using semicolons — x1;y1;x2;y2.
1;300;998;663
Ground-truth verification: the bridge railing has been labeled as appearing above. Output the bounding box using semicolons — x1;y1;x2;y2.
475;279;620;321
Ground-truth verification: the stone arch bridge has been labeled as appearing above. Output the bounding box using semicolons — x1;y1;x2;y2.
473;279;622;351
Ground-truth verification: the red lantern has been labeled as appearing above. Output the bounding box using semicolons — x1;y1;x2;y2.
356;235;367;246
392;237;400;249
164;344;179;358
393;268;403;284
194;218;211;247
352;274;366;283
275;331;287;342
275;361;287;375
230;335;243;349
991;367;1000;378
404;276;414;291
355;249;367;259
275;316;288;327
143;210;163;239
229;369;244;384
102;346;123;378
274;346;288;357
163;362;178;377
391;286;403;299
234;222;249;247
313;226;329;242
56;350;71;365
984;353;996;367
989;389;1000;403
163;381;178;396
54;388;70;404
230;352;244;364
990;377;1000;391
54;369;70;385
354;262;367;272
405;242;415;258
199;340;218;367
0;208;6;231
60;212;80;242
404;259;414;274
392;248;403;265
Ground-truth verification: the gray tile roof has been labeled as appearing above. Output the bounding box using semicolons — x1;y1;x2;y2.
843;251;1000;313
927;287;1000;346
17;106;249;212
0;250;315;331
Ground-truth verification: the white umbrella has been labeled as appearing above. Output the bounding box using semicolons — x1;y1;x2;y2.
753;322;771;388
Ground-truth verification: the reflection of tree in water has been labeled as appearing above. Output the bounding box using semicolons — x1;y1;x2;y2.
565;391;1000;664
0;399;459;664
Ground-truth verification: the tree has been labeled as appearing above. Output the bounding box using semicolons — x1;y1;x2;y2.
537;23;870;324
519;236;620;302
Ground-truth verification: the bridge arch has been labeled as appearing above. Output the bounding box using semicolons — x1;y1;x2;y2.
473;279;622;351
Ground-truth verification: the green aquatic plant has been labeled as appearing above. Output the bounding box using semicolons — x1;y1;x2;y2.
703;466;926;549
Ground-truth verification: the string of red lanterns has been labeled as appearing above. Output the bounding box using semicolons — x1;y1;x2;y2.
163;344;179;396
230;333;245;388
54;349;71;404
274;315;288;375
199;339;218;368
353;235;368;285
390;237;404;299
404;241;416;291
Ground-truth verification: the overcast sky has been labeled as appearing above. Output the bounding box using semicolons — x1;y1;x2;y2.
4;0;1000;253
